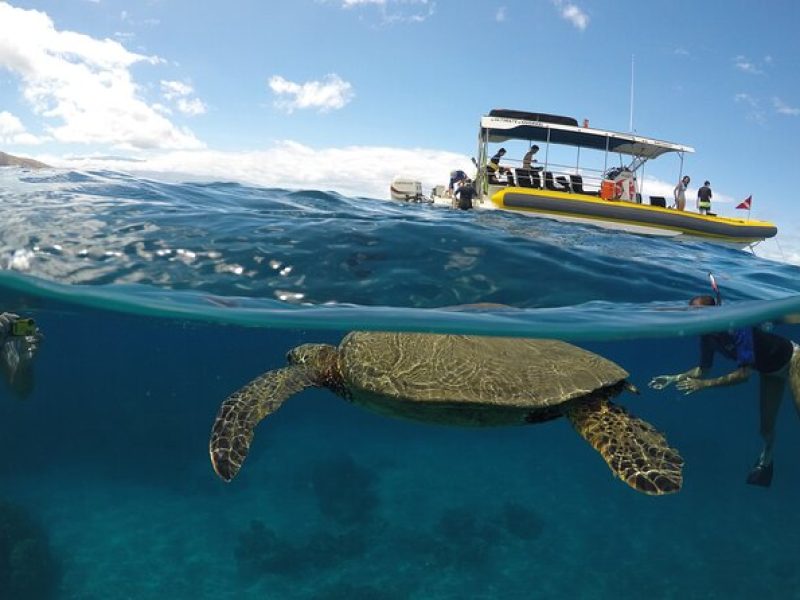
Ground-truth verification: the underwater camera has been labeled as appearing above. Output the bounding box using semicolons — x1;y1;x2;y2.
10;318;36;337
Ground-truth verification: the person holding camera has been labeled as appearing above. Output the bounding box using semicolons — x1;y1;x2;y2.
0;312;43;399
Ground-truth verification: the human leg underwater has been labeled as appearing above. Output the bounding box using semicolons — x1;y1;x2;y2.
747;344;800;487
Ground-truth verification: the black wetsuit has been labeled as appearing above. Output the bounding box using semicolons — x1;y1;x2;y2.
698;185;712;212
700;327;794;373
454;184;476;210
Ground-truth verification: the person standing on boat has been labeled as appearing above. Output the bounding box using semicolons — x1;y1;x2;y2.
697;181;713;215
672;175;690;210
648;294;800;488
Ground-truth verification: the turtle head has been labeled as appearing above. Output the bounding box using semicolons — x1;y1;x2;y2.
287;343;339;385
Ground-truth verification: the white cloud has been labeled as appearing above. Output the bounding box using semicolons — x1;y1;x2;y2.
161;80;193;100
551;0;589;30
176;97;207;116
160;80;207;115
735;93;765;123
496;7;507;22
773;97;800;116
42;141;471;200
735;92;756;107
757;231;800;267
0;2;203;150
326;0;435;23
0;110;43;144
734;55;763;74
268;74;354;113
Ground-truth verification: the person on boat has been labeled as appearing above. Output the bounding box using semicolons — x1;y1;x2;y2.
672;175;690;210
517;145;541;188
0;312;43;400
697;181;713;215
648;294;800;488
447;170;468;195
453;178;476;210
522;145;539;169
487;148;509;185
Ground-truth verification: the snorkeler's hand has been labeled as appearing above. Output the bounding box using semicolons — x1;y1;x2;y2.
648;374;680;390
0;315;42;399
676;378;705;395
0;313;43;368
0;312;19;340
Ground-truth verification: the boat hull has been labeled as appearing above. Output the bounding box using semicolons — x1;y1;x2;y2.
492;187;777;246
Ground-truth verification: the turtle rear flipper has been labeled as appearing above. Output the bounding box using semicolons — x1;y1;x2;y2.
210;366;312;482
567;398;684;495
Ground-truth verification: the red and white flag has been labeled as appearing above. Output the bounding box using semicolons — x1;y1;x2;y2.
736;195;752;210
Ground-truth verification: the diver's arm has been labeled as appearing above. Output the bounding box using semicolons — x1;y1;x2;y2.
676;366;752;394
678;366;706;380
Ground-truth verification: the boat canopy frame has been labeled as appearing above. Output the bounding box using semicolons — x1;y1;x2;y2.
475;109;695;195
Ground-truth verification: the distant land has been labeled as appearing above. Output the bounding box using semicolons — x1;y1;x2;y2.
0;151;51;169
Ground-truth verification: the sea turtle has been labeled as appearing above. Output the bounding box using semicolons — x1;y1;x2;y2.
209;332;683;495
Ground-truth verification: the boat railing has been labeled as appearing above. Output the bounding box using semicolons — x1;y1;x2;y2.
486;156;611;197
484;154;687;208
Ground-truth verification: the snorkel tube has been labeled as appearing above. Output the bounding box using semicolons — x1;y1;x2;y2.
708;272;722;306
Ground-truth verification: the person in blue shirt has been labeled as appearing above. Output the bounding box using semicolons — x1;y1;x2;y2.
649;294;800;487
448;170;468;194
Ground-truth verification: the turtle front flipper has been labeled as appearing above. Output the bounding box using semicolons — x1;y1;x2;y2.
566;398;683;495
210;366;312;482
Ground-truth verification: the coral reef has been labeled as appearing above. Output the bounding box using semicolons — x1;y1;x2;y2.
501;501;545;540
316;581;410;600
235;519;367;579
0;499;60;600
432;506;504;568
310;454;379;525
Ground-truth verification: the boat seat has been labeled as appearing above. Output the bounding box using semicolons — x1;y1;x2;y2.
649;196;667;207
544;171;569;192
489;166;515;186
569;174;598;196
515;168;541;189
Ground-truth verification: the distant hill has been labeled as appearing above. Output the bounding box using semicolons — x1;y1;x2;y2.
0;151;51;169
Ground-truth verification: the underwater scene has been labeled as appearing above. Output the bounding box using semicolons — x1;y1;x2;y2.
1;169;800;599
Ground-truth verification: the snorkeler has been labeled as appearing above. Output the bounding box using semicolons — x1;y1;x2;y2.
0;312;43;399
648;276;800;487
453;178;476;210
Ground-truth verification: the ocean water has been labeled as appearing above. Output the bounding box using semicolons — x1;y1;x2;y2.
1;168;800;599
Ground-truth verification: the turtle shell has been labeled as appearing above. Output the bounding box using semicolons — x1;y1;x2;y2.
338;332;628;410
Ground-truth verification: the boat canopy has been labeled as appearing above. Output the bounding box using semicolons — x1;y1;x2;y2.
481;109;694;159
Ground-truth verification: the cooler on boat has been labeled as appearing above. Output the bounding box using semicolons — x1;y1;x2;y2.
601;169;637;201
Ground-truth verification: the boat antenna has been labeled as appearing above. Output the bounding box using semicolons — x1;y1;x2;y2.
629;54;635;132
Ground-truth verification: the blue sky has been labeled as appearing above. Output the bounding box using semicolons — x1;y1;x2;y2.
1;0;799;261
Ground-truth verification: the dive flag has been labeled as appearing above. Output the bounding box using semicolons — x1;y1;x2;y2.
736;195;752;210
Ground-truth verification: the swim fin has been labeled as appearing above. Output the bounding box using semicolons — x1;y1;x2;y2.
746;460;773;488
